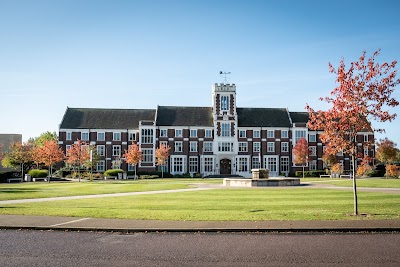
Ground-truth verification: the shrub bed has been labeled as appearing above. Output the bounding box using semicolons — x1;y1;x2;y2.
295;170;326;178
104;169;124;177
28;169;49;178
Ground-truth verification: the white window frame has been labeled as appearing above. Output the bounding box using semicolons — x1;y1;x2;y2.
96;160;105;172
204;157;214;173
252;156;261;169
238;157;248;172
128;163;136;172
264;156;278;173
189;156;198;173
220;95;229;111
112;145;121;157
66;132;72;141
190;141;197;152
190;129;197;138
309;146;317;156
218;142;233;152
280;156;290;173
113;132;121;141
142;149;153;163
238;142;248;152
172;156;185;174
253;142;260;152
160;141;168;148
309;134;316;142
281;142;289;153
175;129;182;137
267;130;274;138
267;142;275;152
97;145;105;156
253;130;260;138
174;141;183;152
310;160;317;171
160;129;167;137
295;130;307;144
221;123;230;137
364;146;369;156
205;129;212;138
281;130;288;139
128;132;136;141
203;142;213;152
364;134;368;142
97;132;105;141
81;132;89;141
141;129;154;144
239;130;246;138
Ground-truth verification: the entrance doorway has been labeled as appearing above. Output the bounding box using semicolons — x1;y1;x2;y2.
220;159;231;175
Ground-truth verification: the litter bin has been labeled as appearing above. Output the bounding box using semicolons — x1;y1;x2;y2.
24;174;31;182
118;173;123;180
123;173;127;179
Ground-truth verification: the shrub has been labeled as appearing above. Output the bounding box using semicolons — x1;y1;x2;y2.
356;163;373;177
385;164;399;178
295;170;326;178
104;169;124;177
331;163;343;174
28;169;49;178
139;175;159;179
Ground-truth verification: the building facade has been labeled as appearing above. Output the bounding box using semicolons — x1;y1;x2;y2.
59;83;374;177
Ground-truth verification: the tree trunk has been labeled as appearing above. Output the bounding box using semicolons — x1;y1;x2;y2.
135;165;137;180
302;165;305;179
21;163;24;182
162;166;164;179
352;154;358;215
48;165;51;183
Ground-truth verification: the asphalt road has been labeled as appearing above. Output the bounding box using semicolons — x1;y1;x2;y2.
0;230;399;267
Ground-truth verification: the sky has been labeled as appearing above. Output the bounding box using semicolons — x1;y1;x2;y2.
1;0;399;145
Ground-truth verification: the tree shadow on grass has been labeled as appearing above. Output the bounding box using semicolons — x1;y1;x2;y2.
0;188;42;193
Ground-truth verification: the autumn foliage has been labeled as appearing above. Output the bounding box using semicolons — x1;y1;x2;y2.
34;140;65;181
376;138;397;164
356;157;373;177
65;140;90;181
385;164;399;178
293;138;311;178
123;142;142;177
306;50;400;215
155;144;170;178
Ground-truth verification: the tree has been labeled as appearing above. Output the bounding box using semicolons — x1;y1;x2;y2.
356;156;373;177
306;50;400;215
28;131;58;147
155;144;170;179
35;140;65;182
65;140;90;182
293;138;311;178
82;145;101;181
0;144;3;162
322;148;338;173
376;138;398;178
1;142;34;180
123;143;142;179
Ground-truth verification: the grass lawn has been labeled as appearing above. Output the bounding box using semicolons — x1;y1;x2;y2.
0;178;221;201
1;187;399;221
306;178;400;188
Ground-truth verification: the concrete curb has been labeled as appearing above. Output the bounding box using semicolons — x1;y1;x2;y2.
2;225;399;233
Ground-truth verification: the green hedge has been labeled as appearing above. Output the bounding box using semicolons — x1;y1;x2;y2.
28;169;49;178
295;170;326;178
104;169;124;177
0;171;22;182
127;171;173;178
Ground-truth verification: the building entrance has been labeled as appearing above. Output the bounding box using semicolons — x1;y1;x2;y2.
220;159;231;175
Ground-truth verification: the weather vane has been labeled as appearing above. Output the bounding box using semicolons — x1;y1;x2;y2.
219;71;231;84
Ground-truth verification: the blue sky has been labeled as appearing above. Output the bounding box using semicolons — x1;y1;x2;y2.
1;0;399;145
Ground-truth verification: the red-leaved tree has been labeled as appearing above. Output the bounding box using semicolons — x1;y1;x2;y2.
35;140;65;182
155;144;170;179
123;142;142;179
65;140;90;182
306;49;400;215
293;138;312;178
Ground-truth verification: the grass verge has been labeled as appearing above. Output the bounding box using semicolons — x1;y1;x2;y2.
305;178;400;188
0;179;220;201
1;187;399;221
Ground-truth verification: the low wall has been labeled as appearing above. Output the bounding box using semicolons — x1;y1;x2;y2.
223;178;300;187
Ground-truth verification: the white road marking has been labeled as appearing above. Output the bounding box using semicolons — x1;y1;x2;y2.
48;218;91;227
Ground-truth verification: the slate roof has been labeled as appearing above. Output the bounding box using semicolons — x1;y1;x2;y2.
289;112;310;123
237;108;291;127
156;106;213;126
60;108;156;129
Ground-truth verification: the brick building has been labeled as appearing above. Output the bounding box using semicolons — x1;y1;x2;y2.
58;83;374;177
